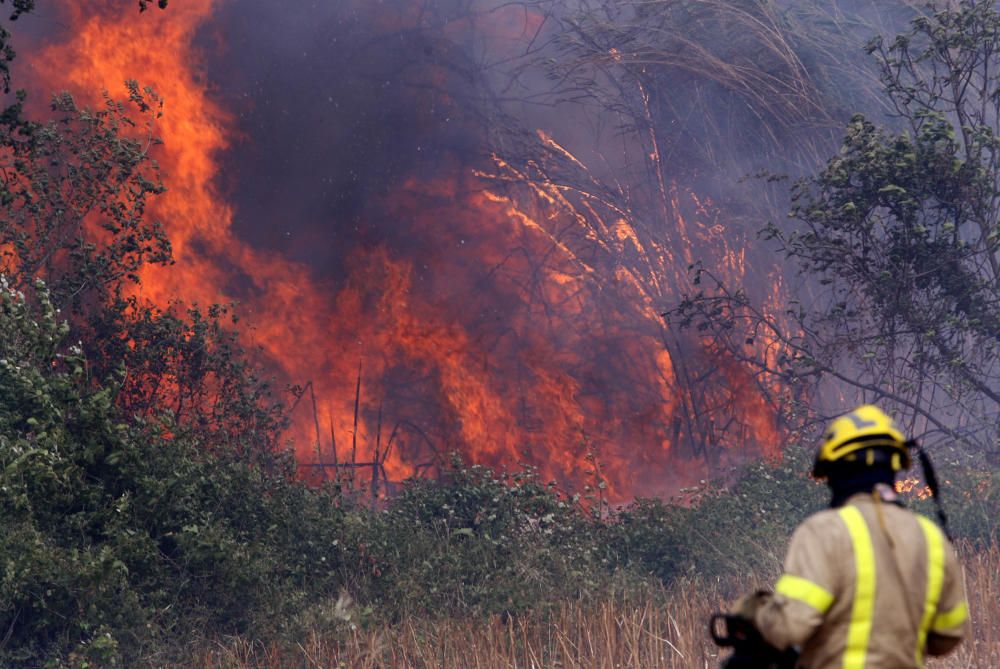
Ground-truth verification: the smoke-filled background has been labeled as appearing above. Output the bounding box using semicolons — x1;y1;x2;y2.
14;0;919;500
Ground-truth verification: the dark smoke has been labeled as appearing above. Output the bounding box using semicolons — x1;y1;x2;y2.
204;1;490;276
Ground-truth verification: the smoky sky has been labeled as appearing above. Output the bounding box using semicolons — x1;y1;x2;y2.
201;0;493;278
197;0;918;281
10;0;920;278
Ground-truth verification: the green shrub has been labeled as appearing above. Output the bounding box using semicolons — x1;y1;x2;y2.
0;282;348;667
348;462;613;618
613;447;826;583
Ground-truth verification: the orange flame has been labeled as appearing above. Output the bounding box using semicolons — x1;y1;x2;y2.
895;477;933;500
25;1;791;501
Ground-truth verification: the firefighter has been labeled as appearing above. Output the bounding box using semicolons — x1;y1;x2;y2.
732;405;969;668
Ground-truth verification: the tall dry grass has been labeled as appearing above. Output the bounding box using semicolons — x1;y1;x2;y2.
187;542;1000;669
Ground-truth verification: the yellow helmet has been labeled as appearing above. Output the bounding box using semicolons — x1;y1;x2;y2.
813;405;910;479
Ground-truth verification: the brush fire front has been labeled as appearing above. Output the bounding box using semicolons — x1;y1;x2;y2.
23;0;790;500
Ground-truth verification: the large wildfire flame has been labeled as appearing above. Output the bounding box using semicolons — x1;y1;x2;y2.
23;1;789;500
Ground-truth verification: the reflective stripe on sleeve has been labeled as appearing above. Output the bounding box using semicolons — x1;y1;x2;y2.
839;506;876;669
915;515;946;666
932;600;968;631
775;574;835;613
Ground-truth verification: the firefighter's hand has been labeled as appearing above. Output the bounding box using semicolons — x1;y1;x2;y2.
731;590;772;622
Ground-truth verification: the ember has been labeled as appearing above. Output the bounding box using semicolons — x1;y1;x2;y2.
896;477;933;500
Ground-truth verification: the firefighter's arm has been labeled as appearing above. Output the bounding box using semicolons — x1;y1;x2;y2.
926;537;969;657
753;518;838;650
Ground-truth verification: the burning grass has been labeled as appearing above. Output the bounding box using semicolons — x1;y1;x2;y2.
183;541;1000;669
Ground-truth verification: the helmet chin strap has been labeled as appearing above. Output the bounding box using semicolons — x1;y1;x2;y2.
907;439;952;541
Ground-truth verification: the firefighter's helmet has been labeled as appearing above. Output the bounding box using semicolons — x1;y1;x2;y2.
813;405;911;479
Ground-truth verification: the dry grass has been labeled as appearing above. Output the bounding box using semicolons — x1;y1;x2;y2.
939;541;1000;668
186;543;1000;669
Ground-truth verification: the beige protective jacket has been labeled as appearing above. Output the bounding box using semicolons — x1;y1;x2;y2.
753;491;968;669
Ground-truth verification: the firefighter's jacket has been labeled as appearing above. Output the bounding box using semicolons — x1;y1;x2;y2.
753;491;968;668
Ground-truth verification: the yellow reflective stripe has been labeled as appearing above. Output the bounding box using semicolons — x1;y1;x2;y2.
839;506;876;669
916;516;946;665
932;600;968;631
775;574;835;613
